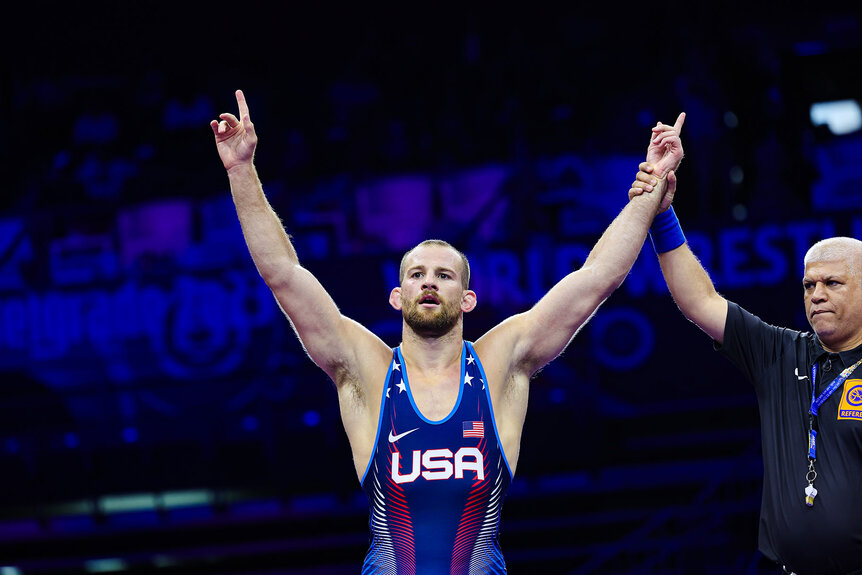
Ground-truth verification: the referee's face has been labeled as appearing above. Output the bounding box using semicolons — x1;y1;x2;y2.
803;259;862;352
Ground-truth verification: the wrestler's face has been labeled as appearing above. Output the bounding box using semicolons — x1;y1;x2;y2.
392;245;475;336
804;259;862;352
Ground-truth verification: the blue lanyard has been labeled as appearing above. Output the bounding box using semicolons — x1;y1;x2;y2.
808;357;862;459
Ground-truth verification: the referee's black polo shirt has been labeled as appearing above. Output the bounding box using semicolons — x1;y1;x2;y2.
718;302;862;575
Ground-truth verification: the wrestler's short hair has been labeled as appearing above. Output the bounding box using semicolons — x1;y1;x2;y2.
399;239;471;289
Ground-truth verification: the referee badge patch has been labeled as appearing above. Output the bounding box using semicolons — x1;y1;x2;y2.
837;380;862;421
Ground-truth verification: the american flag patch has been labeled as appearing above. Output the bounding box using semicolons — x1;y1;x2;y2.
462;421;484;439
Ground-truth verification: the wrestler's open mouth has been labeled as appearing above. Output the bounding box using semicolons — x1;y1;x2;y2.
419;294;440;305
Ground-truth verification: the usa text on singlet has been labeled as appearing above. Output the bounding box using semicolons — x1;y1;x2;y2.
361;342;513;574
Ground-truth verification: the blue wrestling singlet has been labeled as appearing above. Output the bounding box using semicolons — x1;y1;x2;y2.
361;342;513;574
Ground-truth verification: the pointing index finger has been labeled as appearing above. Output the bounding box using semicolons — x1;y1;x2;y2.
235;89;251;122
673;112;686;135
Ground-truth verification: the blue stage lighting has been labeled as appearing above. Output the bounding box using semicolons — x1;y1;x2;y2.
122;427;139;443
64;432;80;448
302;410;321;427
4;439;19;454
242;415;259;432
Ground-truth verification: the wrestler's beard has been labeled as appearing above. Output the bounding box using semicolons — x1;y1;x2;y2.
403;297;460;337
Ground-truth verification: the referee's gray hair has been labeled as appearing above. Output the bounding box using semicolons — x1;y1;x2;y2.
804;237;862;278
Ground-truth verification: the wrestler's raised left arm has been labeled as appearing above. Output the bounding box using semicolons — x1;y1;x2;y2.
477;114;685;378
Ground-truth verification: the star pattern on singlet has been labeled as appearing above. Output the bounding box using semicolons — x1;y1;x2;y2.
386;361;403;398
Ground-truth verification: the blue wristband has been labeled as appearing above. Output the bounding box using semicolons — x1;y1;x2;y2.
649;207;686;254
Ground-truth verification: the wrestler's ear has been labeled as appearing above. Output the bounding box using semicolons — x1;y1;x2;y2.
461;290;477;313
390;287;403;311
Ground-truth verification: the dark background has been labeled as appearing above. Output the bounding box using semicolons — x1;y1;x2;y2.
2;3;861;573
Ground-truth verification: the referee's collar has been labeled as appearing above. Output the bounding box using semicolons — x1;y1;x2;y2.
809;336;862;368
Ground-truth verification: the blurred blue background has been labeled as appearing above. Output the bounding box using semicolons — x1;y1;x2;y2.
2;3;862;573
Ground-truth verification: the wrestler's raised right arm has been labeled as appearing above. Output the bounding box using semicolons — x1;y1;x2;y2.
211;90;390;385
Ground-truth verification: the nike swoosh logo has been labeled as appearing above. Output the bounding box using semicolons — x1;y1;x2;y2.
388;428;419;443
795;368;809;380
